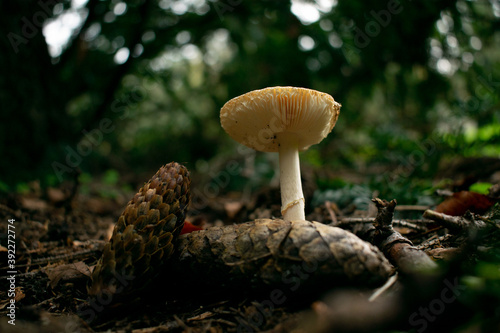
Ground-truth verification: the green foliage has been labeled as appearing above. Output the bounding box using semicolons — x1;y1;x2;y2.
458;229;500;327
15;183;30;195
0;181;9;194
312;184;373;211
1;0;498;192
469;182;492;195
78;172;93;196
78;169;128;199
370;175;437;206
102;169;120;186
316;177;347;191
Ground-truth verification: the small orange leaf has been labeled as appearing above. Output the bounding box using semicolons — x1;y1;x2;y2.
180;221;203;235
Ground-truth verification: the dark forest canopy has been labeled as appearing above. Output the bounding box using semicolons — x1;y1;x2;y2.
0;0;499;192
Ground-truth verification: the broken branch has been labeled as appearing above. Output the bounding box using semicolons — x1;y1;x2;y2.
372;199;438;274
423;209;489;232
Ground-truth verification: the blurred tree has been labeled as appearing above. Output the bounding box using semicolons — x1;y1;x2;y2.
0;0;498;190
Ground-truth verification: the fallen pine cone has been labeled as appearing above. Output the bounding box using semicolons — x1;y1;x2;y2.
87;162;191;302
168;219;393;293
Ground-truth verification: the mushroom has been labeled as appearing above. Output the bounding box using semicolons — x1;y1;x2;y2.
220;86;341;221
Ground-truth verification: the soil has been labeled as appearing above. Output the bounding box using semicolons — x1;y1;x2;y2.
1;165;500;333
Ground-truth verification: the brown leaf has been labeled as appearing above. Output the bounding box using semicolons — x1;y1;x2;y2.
224;201;243;219
47;187;66;203
20;197;48;211
13;287;25;302
44;261;92;289
0;287;25;310
435;191;496;216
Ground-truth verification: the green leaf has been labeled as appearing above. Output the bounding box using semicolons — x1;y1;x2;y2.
469;182;492;195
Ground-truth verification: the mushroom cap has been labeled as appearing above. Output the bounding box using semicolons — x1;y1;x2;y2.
220;86;341;152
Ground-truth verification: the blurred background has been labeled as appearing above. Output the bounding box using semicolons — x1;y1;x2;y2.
1;0;499;208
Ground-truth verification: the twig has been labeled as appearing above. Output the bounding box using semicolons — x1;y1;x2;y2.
423;209;489;232
416;234;455;251
31;248;102;264
372;198;438;274
395;205;430;211
131;324;179;333
338;217;375;223
0;270;42;279
373;198;397;229
338;217;431;231
392;220;428;231
212;318;237;327
1;248;103;270
325;200;338;225
173;314;190;330
369;273;398;302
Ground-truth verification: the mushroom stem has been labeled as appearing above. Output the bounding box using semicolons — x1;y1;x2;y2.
278;132;305;221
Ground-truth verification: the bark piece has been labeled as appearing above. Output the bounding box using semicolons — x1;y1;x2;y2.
169;219;393;293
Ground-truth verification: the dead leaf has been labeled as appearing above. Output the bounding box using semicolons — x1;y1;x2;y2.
0;287;25;310
224;201;243;219
47;187;66;203
435;191;496;216
14;287;25;302
44;261;92;289
20;197;48;211
187;311;216;322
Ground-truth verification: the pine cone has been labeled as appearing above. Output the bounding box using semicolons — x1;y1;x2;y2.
167;219;393;295
88;162;190;302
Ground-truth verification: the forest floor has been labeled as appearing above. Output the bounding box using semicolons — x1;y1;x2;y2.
1;160;500;333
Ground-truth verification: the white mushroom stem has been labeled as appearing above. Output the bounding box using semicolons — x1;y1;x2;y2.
277;132;305;221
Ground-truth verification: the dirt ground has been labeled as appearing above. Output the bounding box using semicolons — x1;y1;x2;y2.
1;162;500;333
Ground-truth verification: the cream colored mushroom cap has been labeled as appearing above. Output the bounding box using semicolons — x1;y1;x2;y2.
220;86;341;152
